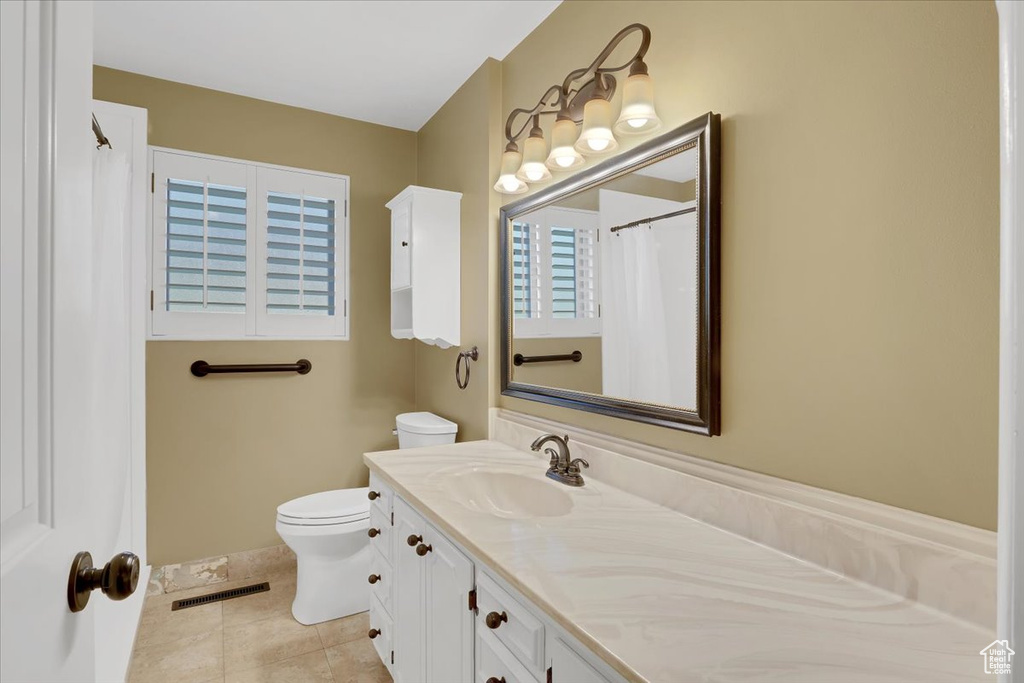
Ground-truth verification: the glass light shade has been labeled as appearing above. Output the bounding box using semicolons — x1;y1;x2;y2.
575;97;618;155
494;148;528;194
515;134;552;183
614;73;661;134
545;118;585;170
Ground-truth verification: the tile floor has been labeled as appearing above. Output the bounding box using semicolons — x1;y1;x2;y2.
128;572;392;683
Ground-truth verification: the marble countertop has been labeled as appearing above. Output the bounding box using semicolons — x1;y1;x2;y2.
364;440;988;683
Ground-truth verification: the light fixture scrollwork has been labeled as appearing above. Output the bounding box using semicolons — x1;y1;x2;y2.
494;23;662;194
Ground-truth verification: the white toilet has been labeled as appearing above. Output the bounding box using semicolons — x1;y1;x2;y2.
276;411;458;625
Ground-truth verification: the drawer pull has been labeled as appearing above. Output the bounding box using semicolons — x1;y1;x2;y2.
368;490;380;500
416;543;433;556
368;628;381;639
368;528;381;538
368;574;381;584
407;534;422;547
485;610;508;629
486;678;506;683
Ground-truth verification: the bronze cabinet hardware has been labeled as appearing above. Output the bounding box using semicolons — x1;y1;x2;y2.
190;359;311;377
368;528;381;538
401;241;408;247
416;543;432;556
368;574;381;584
485;610;508;629
486;678;507;683
368;628;381;639
407;534;422;547
368;490;380;500
67;551;140;613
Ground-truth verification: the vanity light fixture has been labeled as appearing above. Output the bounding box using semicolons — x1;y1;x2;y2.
495;23;660;193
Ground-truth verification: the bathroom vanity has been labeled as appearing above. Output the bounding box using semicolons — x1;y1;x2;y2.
364;439;986;683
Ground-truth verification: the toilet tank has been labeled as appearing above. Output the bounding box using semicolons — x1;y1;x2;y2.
396;412;458;449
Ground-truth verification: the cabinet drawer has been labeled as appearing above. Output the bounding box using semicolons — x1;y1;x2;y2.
477;628;539;683
368;472;392;517
369;547;393;616
369;594;393;674
368;504;392;564
477;572;545;677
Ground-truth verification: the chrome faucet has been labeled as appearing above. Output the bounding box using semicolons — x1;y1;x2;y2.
530;434;589;487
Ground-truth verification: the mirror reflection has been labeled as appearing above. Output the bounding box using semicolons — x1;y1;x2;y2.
510;146;699;409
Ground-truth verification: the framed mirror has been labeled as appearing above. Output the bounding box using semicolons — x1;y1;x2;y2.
500;112;720;435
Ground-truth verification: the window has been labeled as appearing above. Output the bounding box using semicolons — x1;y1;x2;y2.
513;207;600;338
151;149;348;339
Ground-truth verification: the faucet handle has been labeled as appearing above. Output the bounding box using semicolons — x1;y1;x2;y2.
567;458;589;474
544;447;559;468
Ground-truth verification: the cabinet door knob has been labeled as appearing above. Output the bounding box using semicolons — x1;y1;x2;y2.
368;628;381;639
368;574;381;584
401;241;408;247
486;678;506;683
368;528;380;538
416;543;432;556
368;490;380;500
407;534;422;547
485;610;508;629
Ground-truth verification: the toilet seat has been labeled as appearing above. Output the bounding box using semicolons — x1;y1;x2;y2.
277;487;370;527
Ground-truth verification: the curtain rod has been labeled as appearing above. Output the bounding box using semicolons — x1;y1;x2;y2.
92;113;112;149
609;205;696;234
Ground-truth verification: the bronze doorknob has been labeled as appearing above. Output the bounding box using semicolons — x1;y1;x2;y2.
407;534;422;546
368;574;381;584
416;543;432;556
67;551;140;613
368;490;380;500
485;610;508;629
368;628;381;639
368;528;381;538
486;678;506;683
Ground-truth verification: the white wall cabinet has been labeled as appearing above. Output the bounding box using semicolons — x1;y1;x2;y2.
369;478;625;683
385;186;461;349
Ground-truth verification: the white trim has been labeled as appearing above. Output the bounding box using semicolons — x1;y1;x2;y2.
996;1;1023;680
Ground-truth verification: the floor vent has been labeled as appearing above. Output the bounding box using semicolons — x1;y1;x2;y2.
171;582;270;611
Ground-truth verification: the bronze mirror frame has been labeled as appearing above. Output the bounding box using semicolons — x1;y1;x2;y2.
499;112;721;436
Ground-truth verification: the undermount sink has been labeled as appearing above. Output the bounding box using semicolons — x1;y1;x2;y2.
441;469;574;519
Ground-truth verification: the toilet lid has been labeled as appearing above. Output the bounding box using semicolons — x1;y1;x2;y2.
277;488;370;522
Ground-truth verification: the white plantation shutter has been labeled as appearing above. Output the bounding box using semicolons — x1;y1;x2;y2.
513;207;600;339
151;149;348;339
256;166;347;337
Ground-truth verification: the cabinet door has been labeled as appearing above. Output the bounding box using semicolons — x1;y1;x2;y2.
391;201;412;289
392;498;425;683
423;526;475;683
549;636;614;683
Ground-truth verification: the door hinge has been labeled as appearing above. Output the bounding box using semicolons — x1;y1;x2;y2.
390;511;394;526
151;172;154;193
468;588;477;613
547;666;553;683
345;199;348;217
598;304;601;318
390;651;394;665
150;290;154;311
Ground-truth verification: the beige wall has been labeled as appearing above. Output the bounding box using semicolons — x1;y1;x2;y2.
512;337;603;394
414;60;503;441
495;1;999;530
95;68;419;565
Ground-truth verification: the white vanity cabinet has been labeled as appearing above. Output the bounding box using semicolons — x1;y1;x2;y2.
366;477;625;683
385;186;461;349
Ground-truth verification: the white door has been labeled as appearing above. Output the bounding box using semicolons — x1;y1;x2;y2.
423;528;474;683
1;2;139;681
392;498;426;683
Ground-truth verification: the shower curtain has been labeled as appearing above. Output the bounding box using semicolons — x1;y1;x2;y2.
602;225;673;404
91;146;133;553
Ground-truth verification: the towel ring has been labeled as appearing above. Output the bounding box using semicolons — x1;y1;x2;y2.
455;346;479;390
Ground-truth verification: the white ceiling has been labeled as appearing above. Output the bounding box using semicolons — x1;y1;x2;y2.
634;148;697;184
94;0;560;131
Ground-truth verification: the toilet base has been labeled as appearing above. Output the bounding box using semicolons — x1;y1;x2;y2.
290;542;371;625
